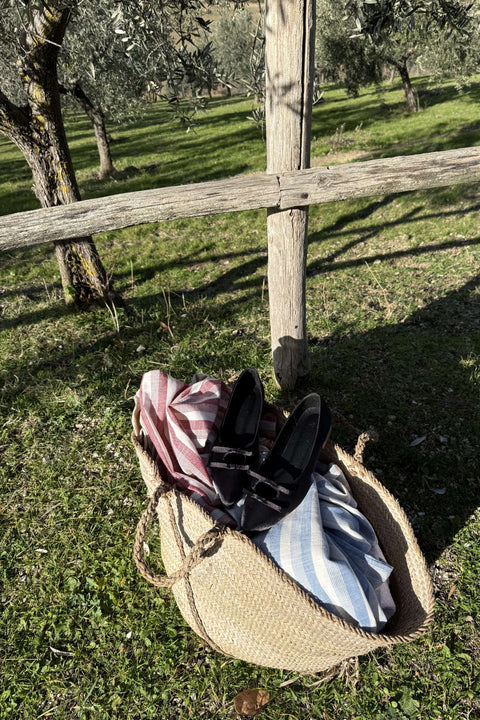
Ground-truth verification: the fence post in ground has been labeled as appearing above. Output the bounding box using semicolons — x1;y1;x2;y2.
265;0;316;389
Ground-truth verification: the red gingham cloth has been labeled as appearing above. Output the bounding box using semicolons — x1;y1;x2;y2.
134;370;232;523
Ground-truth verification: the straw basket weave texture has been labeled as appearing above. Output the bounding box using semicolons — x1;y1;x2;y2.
132;406;434;673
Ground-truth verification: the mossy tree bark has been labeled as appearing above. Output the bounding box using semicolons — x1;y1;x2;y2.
0;1;113;305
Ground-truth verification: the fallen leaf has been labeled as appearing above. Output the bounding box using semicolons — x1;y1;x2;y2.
447;585;456;600
234;689;270;717
49;646;74;657
410;436;426;447
432;487;447;495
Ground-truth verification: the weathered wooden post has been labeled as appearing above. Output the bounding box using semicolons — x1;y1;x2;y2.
265;0;316;389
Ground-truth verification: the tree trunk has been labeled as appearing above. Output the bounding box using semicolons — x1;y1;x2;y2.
397;62;418;112
265;0;315;389
0;2;113;306
71;83;117;180
13;122;113;305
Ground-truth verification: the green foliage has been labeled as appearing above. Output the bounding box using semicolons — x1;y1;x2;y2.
0;1;217;128
212;2;265;99
345;0;473;37
316;0;383;93
317;0;479;105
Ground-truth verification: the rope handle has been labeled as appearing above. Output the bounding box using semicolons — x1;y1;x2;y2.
132;401;142;438
133;484;226;589
330;409;378;464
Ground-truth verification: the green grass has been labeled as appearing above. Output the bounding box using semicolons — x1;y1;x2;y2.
1;77;479;719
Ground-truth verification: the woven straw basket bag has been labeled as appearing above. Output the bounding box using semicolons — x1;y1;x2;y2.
132;404;434;674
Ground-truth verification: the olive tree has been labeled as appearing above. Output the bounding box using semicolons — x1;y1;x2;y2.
0;0;113;305
212;2;265;99
0;0;213;305
317;0;473;111
59;1;212;178
347;0;473;110
316;1;382;94
345;0;472;36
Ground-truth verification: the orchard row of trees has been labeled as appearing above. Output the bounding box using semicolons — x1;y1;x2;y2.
214;0;477;112
0;1;477;305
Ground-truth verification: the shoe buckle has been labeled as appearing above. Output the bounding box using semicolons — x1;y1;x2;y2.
248;471;291;499
209;446;253;471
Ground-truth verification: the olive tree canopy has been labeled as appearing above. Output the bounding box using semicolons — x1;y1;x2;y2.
317;0;475;111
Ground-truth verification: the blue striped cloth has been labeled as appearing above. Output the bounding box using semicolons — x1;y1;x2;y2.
250;463;396;632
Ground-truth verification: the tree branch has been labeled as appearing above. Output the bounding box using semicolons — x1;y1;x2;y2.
0;87;30;139
22;1;73;72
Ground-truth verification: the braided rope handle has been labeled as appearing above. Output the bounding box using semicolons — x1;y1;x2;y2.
330;409;378;464
133;484;226;589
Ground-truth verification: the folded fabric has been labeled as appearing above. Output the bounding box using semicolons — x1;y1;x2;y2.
135;370;395;632
134;370;233;523
252;463;396;632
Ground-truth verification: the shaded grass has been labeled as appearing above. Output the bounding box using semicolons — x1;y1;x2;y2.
1;78;480;719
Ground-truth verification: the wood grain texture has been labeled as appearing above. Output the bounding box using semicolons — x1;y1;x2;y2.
265;0;314;171
0;173;280;251
265;0;315;388
279;146;480;207
1;147;479;252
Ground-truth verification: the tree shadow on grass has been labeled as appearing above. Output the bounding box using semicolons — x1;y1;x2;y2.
307;187;480;274
0;243;266;331
1;189;478;341
308;232;480;278
1;216;478;567
310;195;480;250
302;273;480;565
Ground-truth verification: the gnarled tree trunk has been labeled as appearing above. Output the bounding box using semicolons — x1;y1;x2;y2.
0;2;113;306
397;62;419;112
13;123;112;304
70;83;117;180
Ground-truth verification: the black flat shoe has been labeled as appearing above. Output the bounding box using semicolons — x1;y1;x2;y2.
209;368;264;506
240;393;331;532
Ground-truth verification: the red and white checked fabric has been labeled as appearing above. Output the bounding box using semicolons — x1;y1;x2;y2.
135;370;232;523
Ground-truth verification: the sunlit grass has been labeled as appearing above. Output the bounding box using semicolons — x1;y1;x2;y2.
0;78;479;719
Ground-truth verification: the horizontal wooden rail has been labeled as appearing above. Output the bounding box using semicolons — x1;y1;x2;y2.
282;146;480;207
1;146;480;252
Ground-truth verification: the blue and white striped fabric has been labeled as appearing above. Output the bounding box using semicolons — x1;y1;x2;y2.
252;463;396;633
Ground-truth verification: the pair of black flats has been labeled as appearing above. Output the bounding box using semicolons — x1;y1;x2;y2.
208;368;331;533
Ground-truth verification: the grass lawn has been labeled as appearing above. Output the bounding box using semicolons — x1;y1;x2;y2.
1;76;479;719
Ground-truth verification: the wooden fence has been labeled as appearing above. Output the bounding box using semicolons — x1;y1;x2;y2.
2;0;480;388
1;147;479;251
